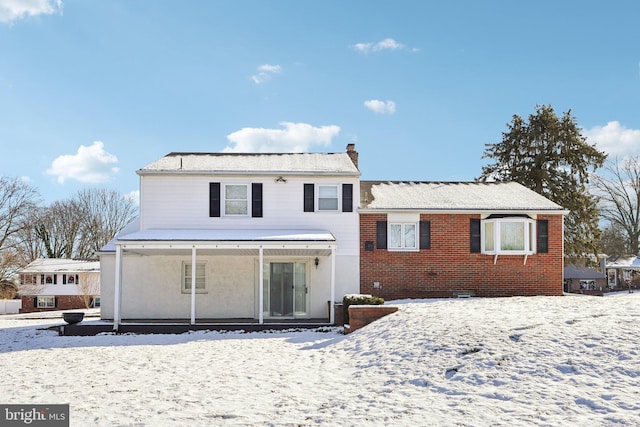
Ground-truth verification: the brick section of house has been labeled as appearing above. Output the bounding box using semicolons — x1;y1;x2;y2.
19;295;95;313
345;305;398;334
360;213;564;300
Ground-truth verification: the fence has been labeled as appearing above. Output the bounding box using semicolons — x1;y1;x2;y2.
0;300;22;314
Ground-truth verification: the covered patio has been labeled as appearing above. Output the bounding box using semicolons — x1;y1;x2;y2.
107;229;338;332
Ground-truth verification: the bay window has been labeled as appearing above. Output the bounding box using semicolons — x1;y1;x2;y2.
481;216;535;255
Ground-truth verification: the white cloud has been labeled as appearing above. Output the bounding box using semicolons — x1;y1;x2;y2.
46;141;119;184
223;122;340;153
583;121;640;158
352;38;418;54
0;0;62;24
251;64;282;84
364;99;396;115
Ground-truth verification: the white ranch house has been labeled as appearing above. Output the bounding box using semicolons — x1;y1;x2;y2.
100;146;361;329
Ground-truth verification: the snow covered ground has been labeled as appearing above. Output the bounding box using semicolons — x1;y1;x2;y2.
0;293;638;426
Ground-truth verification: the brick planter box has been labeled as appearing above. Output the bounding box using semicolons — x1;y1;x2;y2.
345;305;398;334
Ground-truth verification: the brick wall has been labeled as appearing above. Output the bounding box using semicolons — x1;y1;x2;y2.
345;305;398;333
360;213;564;300
20;295;95;313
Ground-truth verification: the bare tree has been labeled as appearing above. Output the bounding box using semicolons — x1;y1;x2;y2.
592;157;640;255
36;200;83;259
0;177;41;283
74;188;137;258
77;271;100;309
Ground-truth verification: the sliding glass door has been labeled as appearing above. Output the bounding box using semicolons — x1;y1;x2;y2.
263;262;308;318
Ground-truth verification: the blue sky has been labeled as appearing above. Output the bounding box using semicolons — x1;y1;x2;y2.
1;0;640;204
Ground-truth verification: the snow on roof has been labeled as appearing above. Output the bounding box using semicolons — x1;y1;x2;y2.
20;258;100;273
607;256;640;269
138;152;360;176
118;229;336;242
360;181;565;211
100;225;336;252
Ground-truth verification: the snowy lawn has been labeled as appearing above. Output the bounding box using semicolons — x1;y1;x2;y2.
1;293;639;426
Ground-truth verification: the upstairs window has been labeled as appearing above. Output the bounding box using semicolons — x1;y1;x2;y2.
318;185;338;211
224;184;248;216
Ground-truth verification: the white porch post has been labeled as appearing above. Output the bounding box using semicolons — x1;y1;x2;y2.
259;246;264;324
191;246;196;325
113;245;122;331
330;247;336;324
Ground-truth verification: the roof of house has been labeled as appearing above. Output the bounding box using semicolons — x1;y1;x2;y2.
359;181;566;212
20;258;100;274
607;256;640;269
138;152;360;176
564;265;606;280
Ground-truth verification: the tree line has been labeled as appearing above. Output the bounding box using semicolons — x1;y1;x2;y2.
481;104;640;263
0;180;137;297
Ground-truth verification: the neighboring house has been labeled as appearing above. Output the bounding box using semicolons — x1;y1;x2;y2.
606;255;640;291
100;145;361;328
18;258;101;313
563;264;607;293
359;181;567;299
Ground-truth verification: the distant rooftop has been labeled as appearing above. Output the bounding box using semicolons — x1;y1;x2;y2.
360;181;565;211
138;152;360;176
20;258;100;273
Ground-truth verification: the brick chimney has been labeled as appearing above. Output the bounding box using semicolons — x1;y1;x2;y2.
346;143;358;169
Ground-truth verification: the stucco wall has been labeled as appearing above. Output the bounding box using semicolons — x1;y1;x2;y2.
360;213;564;299
101;252;358;320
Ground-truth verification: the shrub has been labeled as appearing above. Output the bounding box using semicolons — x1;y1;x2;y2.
342;294;384;325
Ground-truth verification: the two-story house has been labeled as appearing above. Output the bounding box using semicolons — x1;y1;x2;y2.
18;258;101;313
100;146;361;328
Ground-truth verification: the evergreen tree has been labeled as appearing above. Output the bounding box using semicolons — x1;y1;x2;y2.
480;105;607;262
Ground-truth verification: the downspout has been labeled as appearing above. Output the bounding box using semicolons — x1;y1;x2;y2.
113;245;122;331
330;246;336;324
190;246;196;325
259;247;264;324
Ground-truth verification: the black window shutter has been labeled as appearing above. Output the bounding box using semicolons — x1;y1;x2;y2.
54;297;58;308
420;221;431;250
251;183;263;218
342;184;353;212
62;274;67;285
537;219;549;253
376;221;387;249
304;184;314;212
53;274;57;285
209;182;220;217
33;297;37;308
470;218;481;253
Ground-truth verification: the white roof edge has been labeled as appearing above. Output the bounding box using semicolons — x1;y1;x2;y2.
358;208;569;215
137;170;361;177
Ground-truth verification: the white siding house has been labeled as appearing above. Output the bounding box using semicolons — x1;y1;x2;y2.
18;258;101;312
100;146;361;328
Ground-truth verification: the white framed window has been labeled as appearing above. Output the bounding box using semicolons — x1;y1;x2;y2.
388;223;418;251
224;184;249;216
37;296;55;308
317;185;339;211
481;217;536;255
182;262;207;293
92;297;101;308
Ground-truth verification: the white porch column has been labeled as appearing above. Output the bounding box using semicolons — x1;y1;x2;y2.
330;247;336;324
258;246;264;324
113;245;122;331
190;246;196;325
